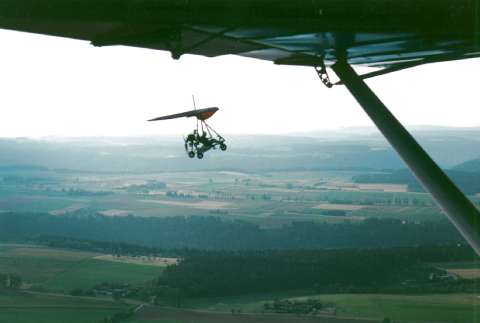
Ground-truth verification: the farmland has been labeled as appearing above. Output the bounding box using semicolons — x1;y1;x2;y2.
178;293;480;323
0;168;453;227
42;259;164;291
2;278;479;323
0;244;165;292
131;306;379;323
1;134;480;322
0;244;165;322
437;261;480;279
2;241;479;322
0;291;127;323
94;255;178;267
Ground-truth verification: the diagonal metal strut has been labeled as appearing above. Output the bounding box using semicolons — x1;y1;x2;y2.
331;61;480;256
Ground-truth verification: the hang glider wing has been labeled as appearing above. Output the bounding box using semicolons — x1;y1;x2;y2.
148;107;219;122
0;0;478;78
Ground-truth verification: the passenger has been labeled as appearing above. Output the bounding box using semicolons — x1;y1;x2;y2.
199;132;210;147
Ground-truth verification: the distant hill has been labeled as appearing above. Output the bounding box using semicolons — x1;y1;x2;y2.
0;128;478;173
0;136;406;173
0;164;48;172
453;158;480;173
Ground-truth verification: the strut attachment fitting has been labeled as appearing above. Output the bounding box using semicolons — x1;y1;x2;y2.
315;60;333;88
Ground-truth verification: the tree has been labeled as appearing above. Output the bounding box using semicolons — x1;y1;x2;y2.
1;274;22;289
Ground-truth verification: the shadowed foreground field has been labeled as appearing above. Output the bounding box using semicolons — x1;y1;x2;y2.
131;306;378;323
0;291;126;323
184;293;480;323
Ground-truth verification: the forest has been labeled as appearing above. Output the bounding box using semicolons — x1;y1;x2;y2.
152;245;477;299
0;212;465;250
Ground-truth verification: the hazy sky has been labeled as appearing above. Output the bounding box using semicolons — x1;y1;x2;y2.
0;29;479;137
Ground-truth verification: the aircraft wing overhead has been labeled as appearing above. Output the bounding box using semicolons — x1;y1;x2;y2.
0;0;479;77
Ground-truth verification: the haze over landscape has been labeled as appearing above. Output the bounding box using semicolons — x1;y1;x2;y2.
1;126;480;323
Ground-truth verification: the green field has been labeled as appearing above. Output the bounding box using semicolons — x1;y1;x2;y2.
129;306;379;323
311;294;480;323
0;245;100;284
186;293;480;323
0;291;127;323
43;259;164;291
0;245;164;322
0;245;164;292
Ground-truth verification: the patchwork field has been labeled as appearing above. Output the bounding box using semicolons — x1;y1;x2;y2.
1;136;479;323
313;204;365;211
356;183;408;193
140;199;233;210
0;169;442;224
317;182;408;193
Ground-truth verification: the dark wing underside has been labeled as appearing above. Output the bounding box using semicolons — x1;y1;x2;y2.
148;107;219;122
0;0;479;77
148;110;199;121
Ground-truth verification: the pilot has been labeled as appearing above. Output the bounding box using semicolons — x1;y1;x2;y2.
199;132;211;148
185;130;198;148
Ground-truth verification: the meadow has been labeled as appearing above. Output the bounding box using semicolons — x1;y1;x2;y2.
0;291;127;323
42;259;164;291
183;293;480;323
130;306;378;323
0;244;165;292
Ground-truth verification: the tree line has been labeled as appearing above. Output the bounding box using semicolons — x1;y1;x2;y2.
0;212;466;250
151;245;477;300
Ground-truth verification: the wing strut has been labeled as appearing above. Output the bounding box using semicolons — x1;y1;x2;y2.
331;61;480;256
